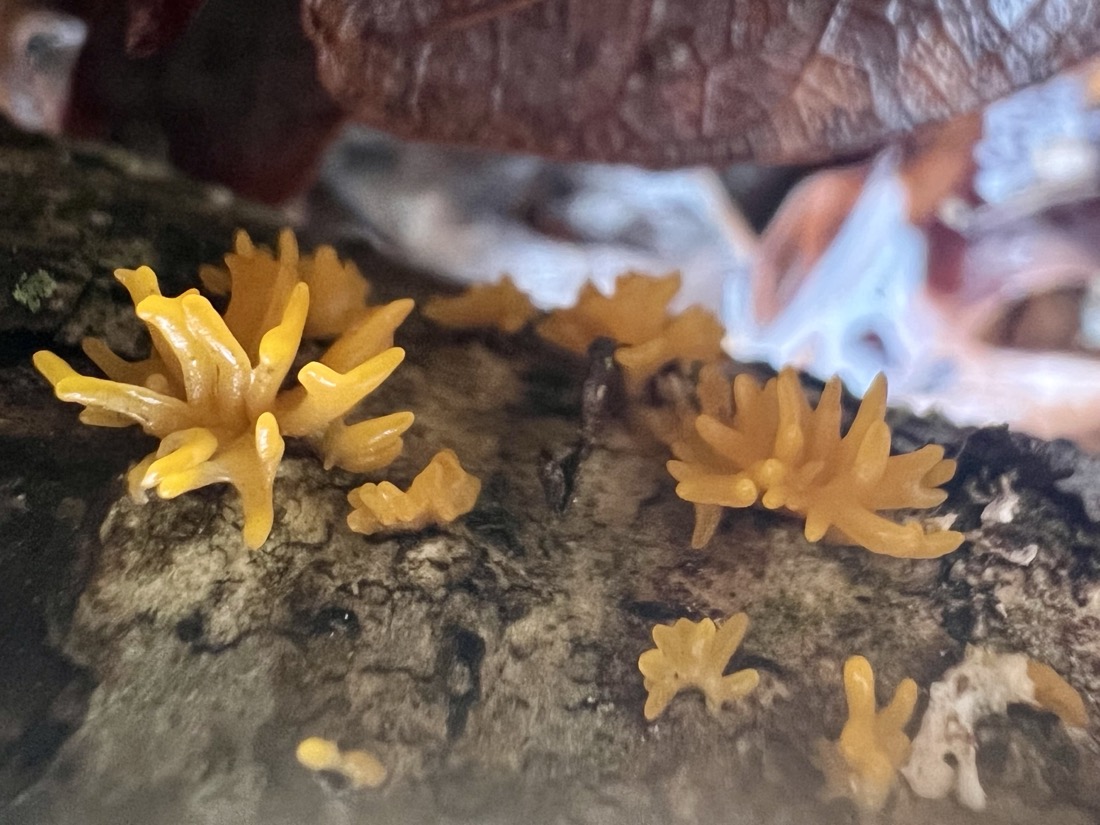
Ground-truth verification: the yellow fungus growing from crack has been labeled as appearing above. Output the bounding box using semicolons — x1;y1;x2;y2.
33;233;415;549
423;275;538;334
296;736;387;789
817;655;917;812
536;272;723;390
666;366;962;557
637;612;759;721
347;449;481;535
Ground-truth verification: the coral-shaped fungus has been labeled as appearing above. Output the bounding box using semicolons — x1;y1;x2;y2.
34;234;415;549
423;275;538;334
638;612;759;721
666;366;963;557
347;449;481;535
200;228;388;341
537;272;723;389
817;655;917;812
296;736;387;789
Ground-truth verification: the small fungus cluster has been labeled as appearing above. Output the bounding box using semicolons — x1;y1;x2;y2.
637;612;759;721
637;620;1089;813
537;272;724;389
817;655;917;812
667;366;963;557
347;448;481;535
422;275;538;334
423;271;724;390
296;736;387;789
34;230;480;548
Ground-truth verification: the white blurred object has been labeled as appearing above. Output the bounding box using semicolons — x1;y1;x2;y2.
723;151;937;395
900;222;1100;447
724;65;1100;450
902;648;1084;811
0;8;86;133
975;75;1100;204
320;128;755;312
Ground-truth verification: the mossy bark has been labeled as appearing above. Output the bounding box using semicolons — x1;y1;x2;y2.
0;118;1098;825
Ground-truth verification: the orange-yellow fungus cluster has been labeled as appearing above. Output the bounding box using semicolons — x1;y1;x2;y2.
423;275;537;334
818;655;917;812
637;613;760;721
34;233;415;549
536;272;723;389
666;366;963;557
347;448;481;535
296;736;387;789
200;228;390;341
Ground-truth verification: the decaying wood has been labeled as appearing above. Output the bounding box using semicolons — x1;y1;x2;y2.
0;120;1099;824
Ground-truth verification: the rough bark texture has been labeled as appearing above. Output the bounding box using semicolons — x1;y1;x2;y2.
1;119;1100;824
302;0;1100;167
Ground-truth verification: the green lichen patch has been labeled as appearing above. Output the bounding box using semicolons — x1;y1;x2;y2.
11;270;57;313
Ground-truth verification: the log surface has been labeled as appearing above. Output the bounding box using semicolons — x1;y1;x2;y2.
0;119;1098;824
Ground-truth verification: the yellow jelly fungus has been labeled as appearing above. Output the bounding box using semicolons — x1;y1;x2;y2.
295;736;387;789
1026;660;1089;728
536;272;723;390
423;275;538;334
199;227;401;343
637;612;760;721
818;655;917;812
642;362;733;547
347;448;481;535
666;366;963;557
33;257;414;549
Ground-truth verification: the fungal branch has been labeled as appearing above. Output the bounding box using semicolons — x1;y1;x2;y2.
34;232;418;549
818;655;917;812
637;613;760;721
667;367;963;557
537;272;724;391
423;275;537;334
422;270;725;392
346;448;481;536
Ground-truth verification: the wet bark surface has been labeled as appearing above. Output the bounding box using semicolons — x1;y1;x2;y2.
0;119;1098;824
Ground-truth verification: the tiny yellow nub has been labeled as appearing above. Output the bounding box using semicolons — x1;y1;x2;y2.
295;737;387;789
296;737;340;771
32;350;77;387
340;750;388;789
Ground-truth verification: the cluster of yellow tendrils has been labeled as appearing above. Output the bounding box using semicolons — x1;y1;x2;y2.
818;655;917;812
347;449;481;536
666;366;963;557
423;275;538;334
637;613;760;721
34;231;415;549
535;272;724;390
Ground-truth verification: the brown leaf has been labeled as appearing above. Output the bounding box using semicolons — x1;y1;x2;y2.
301;0;1100;166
